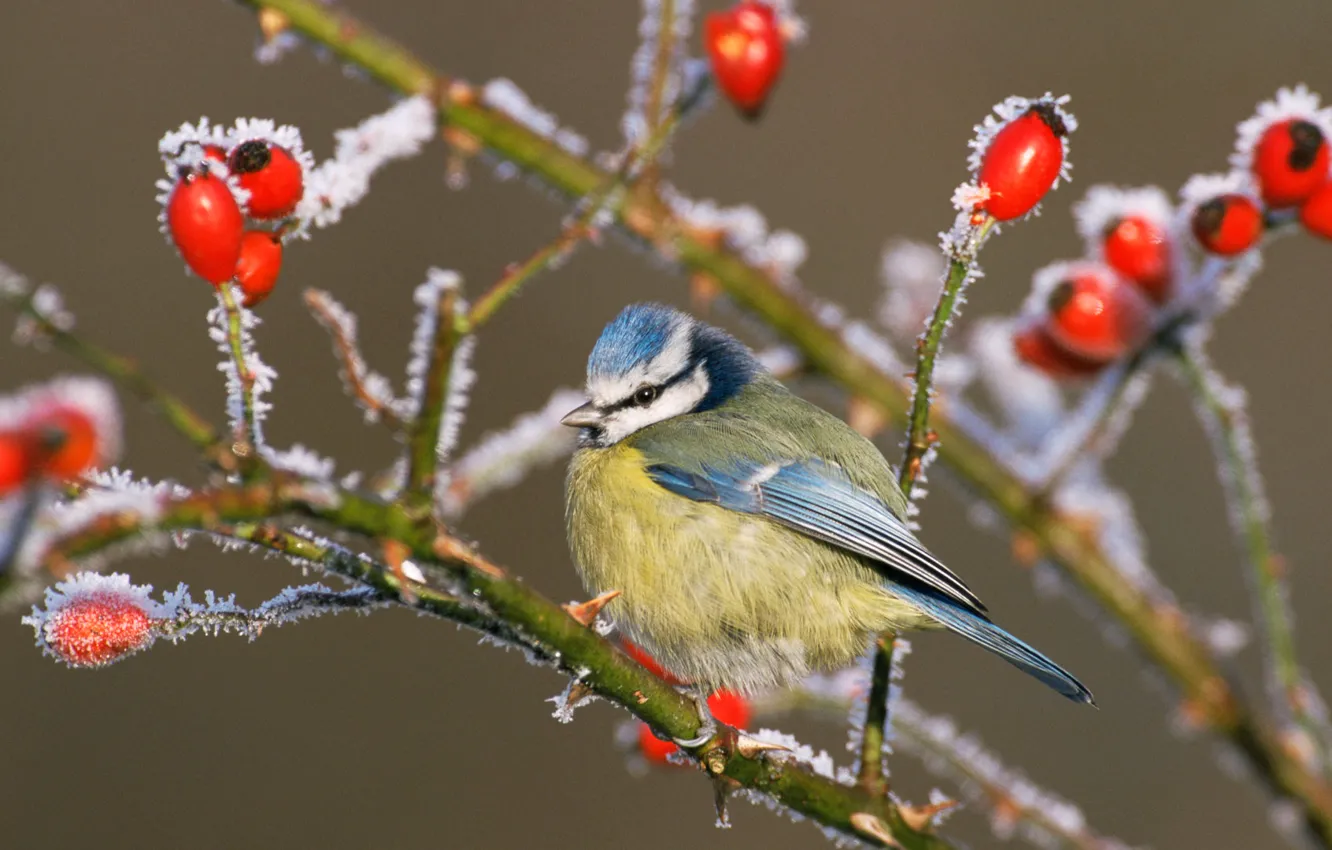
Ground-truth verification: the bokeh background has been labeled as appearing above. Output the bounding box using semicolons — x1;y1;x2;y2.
3;2;1331;848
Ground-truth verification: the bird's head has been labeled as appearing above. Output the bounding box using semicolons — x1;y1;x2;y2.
562;303;762;446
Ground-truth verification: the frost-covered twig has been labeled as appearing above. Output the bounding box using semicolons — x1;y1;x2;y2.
303;288;405;429
0;269;228;468
1172;342;1332;776
211;284;273;455
855;630;897;795
221;4;1332;838
403;271;472;511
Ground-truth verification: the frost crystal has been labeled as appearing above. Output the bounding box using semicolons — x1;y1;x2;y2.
662;186;808;283
12;282;76;347
482;79;589;157
438;387;584;517
293;95;437;230
622;0;697;148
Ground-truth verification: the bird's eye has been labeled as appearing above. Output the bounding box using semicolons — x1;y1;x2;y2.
633;385;659;406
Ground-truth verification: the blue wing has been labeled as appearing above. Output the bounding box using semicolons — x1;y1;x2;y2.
646;457;1096;704
645;457;987;616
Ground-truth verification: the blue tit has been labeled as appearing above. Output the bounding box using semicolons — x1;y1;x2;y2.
563;303;1093;704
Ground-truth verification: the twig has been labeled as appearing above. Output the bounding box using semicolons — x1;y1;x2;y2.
404;287;459;511
463;226;588;334
303;289;405;430
1172;340;1332;776
0;282;230;469
898;216;995;500
857;631;896;796
216;284;260;453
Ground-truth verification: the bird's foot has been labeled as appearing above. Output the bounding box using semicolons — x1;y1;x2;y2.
671;689;717;748
562;589;622;627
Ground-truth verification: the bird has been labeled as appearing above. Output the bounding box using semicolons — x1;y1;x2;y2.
563;303;1093;705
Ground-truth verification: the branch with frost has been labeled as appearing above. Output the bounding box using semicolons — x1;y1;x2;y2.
1171;341;1332;776
212;283;275;455
24;469;961;850
755;670;1134;850
303;288;405;429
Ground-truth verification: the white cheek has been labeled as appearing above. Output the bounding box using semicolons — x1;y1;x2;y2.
598;365;710;443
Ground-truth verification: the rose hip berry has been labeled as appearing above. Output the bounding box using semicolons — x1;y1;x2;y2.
704;1;785;118
167;170;245;285
1044;269;1153;362
1299;180;1332;240
1102;215;1172;303
1191;194;1263;256
234;230;284;307
29;407;100;479
1252;119;1330;208
1013;321;1108;379
42;592;155;668
228;140;304;219
0;430;33;496
977;104;1068;221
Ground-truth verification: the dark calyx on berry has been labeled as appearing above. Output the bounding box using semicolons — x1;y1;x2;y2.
229;140;273;174
1192;198;1228;237
1286;120;1325;171
1046;279;1076;313
1028;102;1068;138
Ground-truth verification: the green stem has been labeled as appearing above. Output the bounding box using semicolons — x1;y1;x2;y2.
404;287;459;512
1172;342;1330;774
463;228;585;334
217;284;259;453
856;631;896;796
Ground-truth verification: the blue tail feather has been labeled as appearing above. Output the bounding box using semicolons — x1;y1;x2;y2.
890;583;1095;705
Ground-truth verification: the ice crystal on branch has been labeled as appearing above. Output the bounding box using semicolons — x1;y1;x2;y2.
403;270;477;466
438;388;585;517
304;288;403;424
663;187;808;283
294;95;437;231
878;239;948;343
623;0;697;148
482;79;589;158
208;285;276;447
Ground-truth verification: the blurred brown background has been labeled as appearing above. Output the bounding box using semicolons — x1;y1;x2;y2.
3;2;1331;848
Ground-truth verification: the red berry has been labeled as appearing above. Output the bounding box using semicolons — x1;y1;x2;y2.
234;230;284;307
201;144;227;163
621;640;685;685
0;430;34;496
1044;268;1153;361
42;592;154;667
167;170;245;285
707;690;752;730
635;690;753;766
1299;180;1332;240
1013;322;1107;379
1191;194;1263;256
1103;215;1171;303
977;104;1068;221
704;1;785;118
229;140;304;219
1252;119;1330;208
28;407;100;479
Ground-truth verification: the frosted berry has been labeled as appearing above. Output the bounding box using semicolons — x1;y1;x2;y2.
1103;215;1171;303
1299;180;1332;240
977;104;1067;221
1044;268;1153;361
42;592;155;667
167;170;245;284
229;140;304;219
1252;119;1330;208
0;430;34;496
234;230;284;307
202;144;227;163
1013;322;1107;379
704;1;785;118
29;407;100;479
1191;194;1263;256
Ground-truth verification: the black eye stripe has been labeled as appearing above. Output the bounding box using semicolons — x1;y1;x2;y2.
604;363;700;413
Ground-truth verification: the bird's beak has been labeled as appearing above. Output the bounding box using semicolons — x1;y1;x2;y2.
561;401;604;429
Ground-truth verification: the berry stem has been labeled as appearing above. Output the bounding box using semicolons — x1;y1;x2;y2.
1172;341;1332;778
403;286;460;515
898;215;996;501
856;630;897;797
217;283;261;456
